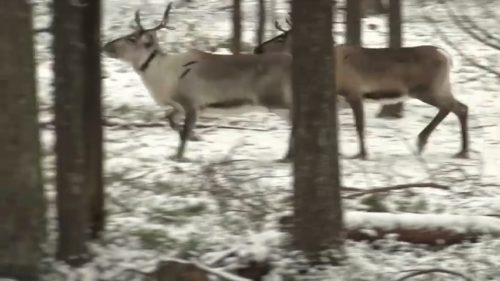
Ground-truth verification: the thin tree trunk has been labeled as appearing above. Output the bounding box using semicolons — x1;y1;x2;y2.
256;0;266;45
231;0;242;54
291;0;343;265
0;1;45;279
53;0;90;266
269;0;277;36
389;0;402;48
346;0;362;45
83;0;104;240
377;0;404;119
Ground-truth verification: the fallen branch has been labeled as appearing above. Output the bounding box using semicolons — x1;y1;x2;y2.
280;212;500;245
152;259;251;281
346;212;500;245
343;182;449;199
396;268;473;281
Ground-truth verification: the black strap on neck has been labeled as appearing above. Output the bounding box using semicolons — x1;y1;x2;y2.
139;50;158;72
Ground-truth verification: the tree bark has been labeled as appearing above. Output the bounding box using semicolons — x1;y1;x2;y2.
256;0;266;46
231;0;242;54
346;0;362;45
53;0;90;266
291;0;343;265
82;0;104;240
377;0;404;119
0;1;46;279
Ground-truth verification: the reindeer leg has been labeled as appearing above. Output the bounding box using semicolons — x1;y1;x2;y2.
416;109;449;154
451;99;469;158
165;102;202;141
347;96;367;159
173;99;198;161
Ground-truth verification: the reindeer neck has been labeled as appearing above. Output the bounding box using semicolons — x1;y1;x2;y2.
138;49;159;72
136;51;196;106
133;48;166;73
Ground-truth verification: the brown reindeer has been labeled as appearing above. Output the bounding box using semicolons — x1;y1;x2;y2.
103;3;293;161
254;21;469;159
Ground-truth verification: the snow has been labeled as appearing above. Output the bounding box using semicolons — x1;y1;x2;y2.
346;212;500;234
32;0;500;280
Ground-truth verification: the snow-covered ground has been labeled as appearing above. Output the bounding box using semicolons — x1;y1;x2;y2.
34;0;500;280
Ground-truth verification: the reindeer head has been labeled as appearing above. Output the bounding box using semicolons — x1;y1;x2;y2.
103;2;174;69
253;17;292;54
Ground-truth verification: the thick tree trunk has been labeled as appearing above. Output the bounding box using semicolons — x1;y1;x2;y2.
231;0;242;54
256;0;266;46
346;0;362;45
291;0;343;265
82;0;104;240
0;1;46;279
377;0;404;119
53;0;90;266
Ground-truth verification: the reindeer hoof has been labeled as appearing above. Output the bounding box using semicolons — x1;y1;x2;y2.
453;151;469;159
416;139;426;155
169;154;189;162
189;132;203;142
348;154;367;160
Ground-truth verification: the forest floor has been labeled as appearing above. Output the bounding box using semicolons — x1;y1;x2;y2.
34;0;500;280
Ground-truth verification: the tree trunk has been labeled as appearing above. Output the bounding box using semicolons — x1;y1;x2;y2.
0;1;46;279
256;0;266;46
53;0;90;266
291;0;343;265
231;0;242;54
377;0;404;119
346;0;362;45
82;0;104;240
362;0;388;17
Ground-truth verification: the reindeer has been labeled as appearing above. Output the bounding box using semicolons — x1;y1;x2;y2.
254;21;469;159
103;3;293;161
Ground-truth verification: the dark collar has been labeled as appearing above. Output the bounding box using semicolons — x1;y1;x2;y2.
139;50;158;72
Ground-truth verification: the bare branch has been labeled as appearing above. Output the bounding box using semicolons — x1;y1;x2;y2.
396;268;474;281
343;182;449;199
437;0;500;50
422;15;500;77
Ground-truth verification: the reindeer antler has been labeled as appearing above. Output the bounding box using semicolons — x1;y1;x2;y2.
150;2;175;31
132;2;175;32
134;10;144;30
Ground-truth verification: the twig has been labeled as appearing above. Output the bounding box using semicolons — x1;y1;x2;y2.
395;268;473;281
343;182;449;199
34;27;51;34
438;0;500;50
39;120;270;132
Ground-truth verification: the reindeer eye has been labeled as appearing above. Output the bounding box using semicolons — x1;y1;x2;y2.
127;36;137;43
